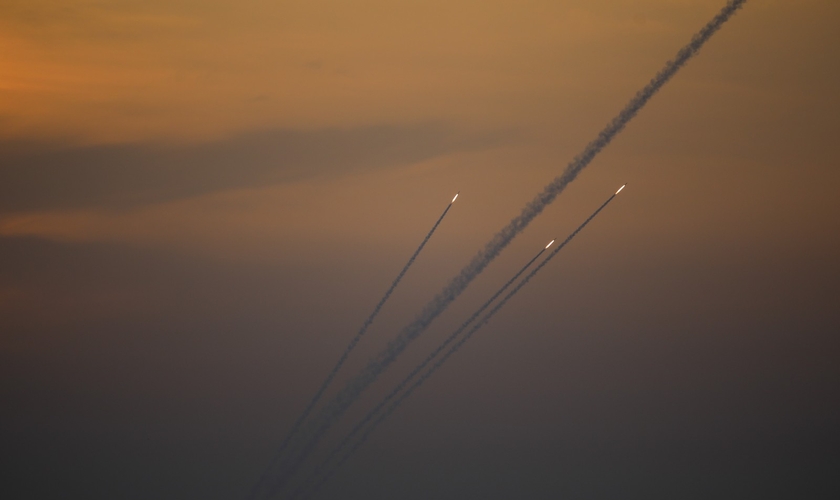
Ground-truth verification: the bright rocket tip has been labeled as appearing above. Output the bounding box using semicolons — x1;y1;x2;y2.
615;184;626;195
545;239;555;249
451;192;459;203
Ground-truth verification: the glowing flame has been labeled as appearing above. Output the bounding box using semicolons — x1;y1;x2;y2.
451;193;459;203
615;184;626;195
545;239;555;249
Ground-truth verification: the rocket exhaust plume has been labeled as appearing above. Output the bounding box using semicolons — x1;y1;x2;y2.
246;193;457;500
288;241;553;499
299;187;625;499
253;0;746;495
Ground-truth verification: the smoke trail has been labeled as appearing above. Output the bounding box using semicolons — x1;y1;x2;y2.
289;242;552;499
259;1;746;495
302;189;621;499
247;196;456;500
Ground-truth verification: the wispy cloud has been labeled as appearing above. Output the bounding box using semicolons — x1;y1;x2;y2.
0;124;504;213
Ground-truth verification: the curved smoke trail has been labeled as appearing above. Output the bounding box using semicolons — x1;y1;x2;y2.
247;196;456;500
258;1;746;496
301;189;622;499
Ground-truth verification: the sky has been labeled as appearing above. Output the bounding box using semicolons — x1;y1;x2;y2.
1;1;839;499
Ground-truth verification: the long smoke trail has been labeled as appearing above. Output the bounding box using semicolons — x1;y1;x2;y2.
259;1;746;496
289;242;552;499
247;195;457;500
301;188;622;500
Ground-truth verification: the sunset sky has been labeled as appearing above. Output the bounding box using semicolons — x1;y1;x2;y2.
2;1;839;498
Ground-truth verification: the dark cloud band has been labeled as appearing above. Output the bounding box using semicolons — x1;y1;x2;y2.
0;125;498;214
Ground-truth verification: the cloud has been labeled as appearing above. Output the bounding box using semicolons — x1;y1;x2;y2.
0;124;504;213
